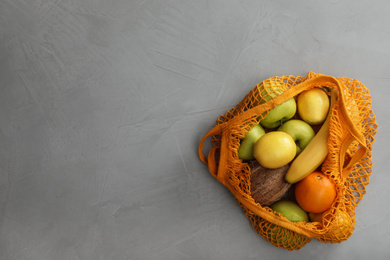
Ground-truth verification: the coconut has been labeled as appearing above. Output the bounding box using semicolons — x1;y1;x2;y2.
249;160;292;206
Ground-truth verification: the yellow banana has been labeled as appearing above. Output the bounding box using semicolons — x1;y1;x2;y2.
285;88;339;184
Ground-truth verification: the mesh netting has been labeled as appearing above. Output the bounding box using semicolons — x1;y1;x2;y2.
198;72;377;250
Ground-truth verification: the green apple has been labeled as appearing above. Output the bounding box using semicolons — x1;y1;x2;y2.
238;124;266;160
253;81;296;129
254;81;284;106
253;132;296;169
277;119;315;155
269;200;308;248
260;98;297;129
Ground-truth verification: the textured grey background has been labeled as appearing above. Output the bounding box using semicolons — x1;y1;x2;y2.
1;0;389;259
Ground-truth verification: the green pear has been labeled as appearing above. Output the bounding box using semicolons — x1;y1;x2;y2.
260;98;297;129
270;200;308;222
238;124;265;160
278;119;315;155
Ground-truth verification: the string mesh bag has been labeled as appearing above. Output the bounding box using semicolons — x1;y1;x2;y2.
198;72;378;250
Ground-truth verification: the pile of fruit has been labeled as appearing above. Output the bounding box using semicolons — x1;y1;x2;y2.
238;85;352;236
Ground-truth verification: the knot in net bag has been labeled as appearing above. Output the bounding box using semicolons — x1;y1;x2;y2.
198;72;378;250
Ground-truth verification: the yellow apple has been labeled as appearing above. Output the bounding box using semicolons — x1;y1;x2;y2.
297;88;330;125
253;131;296;169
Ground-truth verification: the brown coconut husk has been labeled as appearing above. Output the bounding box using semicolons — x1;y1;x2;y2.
249;160;292;206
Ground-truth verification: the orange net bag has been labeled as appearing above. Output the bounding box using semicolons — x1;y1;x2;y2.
198;72;378;250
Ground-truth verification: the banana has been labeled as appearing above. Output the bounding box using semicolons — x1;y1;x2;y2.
285;88;339;184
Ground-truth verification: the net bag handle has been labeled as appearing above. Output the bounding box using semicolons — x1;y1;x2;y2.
198;124;224;178
336;85;368;179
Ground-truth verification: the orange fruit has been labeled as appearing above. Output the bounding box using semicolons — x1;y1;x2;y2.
295;172;336;213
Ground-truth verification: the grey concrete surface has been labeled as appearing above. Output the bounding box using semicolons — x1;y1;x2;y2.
1;0;390;259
